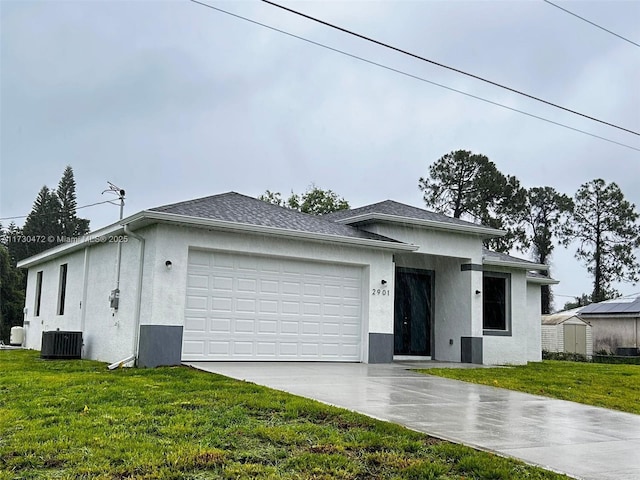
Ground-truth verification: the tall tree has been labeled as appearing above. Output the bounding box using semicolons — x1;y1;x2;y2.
259;184;350;215
0;244;25;343
57;166;90;237
418;150;526;252
1;222;27;268
520;187;574;313
21;186;63;258
560;179;640;303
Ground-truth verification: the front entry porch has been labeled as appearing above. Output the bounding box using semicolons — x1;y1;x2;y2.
393;267;433;357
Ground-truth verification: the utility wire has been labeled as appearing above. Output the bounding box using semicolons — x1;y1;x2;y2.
261;0;639;137
0;200;115;221
188;0;640;152
543;0;640;49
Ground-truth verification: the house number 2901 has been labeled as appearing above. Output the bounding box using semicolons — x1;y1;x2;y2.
372;288;390;296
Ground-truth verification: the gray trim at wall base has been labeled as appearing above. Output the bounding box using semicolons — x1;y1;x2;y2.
138;325;183;368
368;333;394;363
461;264;483;272
461;336;483;364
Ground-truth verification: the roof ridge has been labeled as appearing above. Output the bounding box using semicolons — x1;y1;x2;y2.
150;191;239;211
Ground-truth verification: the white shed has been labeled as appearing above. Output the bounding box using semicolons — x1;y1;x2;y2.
542;310;592;358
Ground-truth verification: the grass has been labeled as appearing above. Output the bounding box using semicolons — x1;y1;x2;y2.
0;350;572;480
418;360;640;415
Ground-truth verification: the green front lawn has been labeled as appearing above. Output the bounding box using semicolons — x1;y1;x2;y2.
419;360;640;415
0;350;570;480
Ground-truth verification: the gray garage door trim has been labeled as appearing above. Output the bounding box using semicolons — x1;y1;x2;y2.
182;249;364;361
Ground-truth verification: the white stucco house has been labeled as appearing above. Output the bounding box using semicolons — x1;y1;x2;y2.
17;192;556;367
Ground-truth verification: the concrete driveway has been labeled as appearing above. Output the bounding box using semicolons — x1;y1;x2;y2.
186;361;640;480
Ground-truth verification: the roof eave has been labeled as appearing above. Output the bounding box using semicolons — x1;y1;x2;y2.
334;212;505;238
579;312;640;318
483;258;550;271
526;275;559;285
17;210;418;269
16;221;129;268
142;210;418;252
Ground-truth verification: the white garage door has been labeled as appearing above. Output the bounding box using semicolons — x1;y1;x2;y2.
182;250;363;361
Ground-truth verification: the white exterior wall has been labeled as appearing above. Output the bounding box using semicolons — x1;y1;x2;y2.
482;269;530;365
525;283;542;362
144;224;395;362
22;248;85;350
22;227;158;364
363;224;483;262
81;231;157;363
21;224;394;364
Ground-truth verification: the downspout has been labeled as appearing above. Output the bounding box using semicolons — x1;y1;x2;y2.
107;224;145;370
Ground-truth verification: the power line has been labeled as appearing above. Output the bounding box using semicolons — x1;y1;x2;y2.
543;0;640;49
0;200;115;222
261;0;639;137
188;1;640;153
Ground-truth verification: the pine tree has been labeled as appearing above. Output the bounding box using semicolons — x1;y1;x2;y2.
561;179;640;303
21;186;63;257
57;165;90;237
418;150;526;252
520;187;574;313
0;245;25;343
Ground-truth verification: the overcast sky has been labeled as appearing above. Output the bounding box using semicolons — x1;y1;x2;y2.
1;0;639;305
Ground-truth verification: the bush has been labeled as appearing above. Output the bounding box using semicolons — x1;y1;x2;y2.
591;354;640;365
542;350;588;362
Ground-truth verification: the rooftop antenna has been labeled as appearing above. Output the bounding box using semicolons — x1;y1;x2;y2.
102;182;126;220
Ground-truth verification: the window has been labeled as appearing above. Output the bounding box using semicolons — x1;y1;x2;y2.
57;264;68;316
483;272;511;335
35;271;43;317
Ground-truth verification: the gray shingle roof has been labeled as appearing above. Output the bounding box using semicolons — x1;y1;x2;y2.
149;192;403;243
323;200;490;229
579;297;640;315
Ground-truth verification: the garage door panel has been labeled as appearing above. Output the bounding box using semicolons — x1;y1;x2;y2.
188;250;212;267
183;339;206;355
258;299;278;314
304;283;322;296
282;302;300;314
186;295;208;310
184;317;206;332
235;298;256;313
212;297;233;312
182;251;363;361
343;286;360;300
187;273;209;289
280;320;299;334
282;282;302;295
260;279;279;294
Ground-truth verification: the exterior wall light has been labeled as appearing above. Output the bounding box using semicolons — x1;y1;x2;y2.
165;260;173;269
475;290;481;295
381;279;387;285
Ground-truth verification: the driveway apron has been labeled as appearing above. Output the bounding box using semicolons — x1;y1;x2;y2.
186;361;640;480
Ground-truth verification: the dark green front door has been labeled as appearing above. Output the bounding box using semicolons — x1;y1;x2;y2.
394;269;432;356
